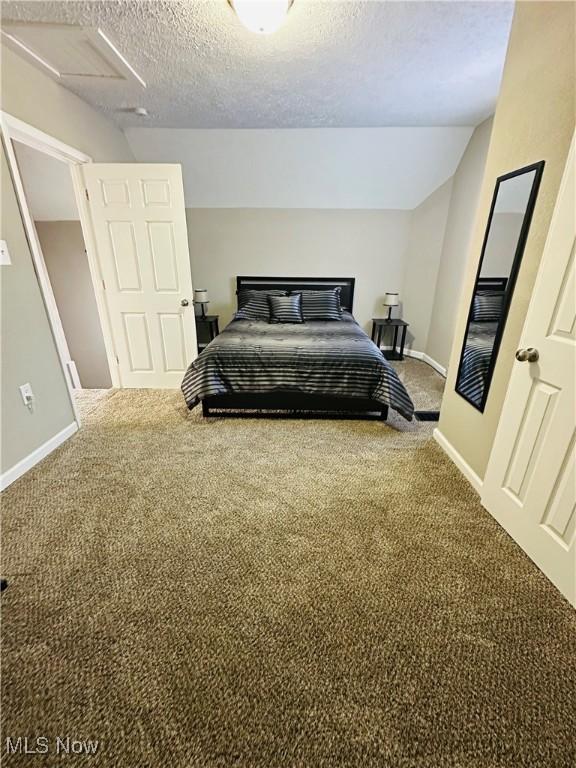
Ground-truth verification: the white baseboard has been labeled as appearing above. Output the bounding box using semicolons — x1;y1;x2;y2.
421;353;447;378
0;422;78;492
433;428;483;494
381;346;447;377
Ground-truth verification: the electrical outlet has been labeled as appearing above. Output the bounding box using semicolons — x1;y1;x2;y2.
19;383;34;410
0;240;11;266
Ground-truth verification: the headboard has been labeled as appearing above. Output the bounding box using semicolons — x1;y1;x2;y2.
476;277;508;293
236;276;356;312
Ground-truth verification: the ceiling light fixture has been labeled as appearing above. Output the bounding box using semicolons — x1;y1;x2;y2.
229;0;293;35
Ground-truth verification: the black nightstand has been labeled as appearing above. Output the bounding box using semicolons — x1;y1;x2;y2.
195;315;220;352
371;318;408;360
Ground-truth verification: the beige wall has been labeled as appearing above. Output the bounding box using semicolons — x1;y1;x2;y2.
401;178;453;355
1;48;133;480
0;146;75;473
426;118;493;369
186;208;412;333
186;167;490;359
35;221;112;390
439;1;576;479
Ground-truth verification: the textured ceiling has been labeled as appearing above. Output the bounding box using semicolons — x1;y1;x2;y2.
1;1;514;129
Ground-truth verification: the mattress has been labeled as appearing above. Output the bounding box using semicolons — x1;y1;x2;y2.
181;312;414;420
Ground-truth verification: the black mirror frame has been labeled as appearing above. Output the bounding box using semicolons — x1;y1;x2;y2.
455;160;545;413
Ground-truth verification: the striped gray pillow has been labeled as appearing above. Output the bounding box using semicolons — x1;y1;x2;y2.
268;293;304;324
299;288;342;320
235;289;286;320
472;292;504;322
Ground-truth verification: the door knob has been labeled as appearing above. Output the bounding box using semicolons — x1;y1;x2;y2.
515;347;539;363
181;298;189;307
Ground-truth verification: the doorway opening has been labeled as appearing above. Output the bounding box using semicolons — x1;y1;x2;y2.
14;140;113;405
1;112;119;427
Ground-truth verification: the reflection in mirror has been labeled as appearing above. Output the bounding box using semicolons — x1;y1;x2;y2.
455;161;544;411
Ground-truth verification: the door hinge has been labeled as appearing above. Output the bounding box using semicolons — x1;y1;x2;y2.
102;279;106;291
115;354;120;365
85;189;90;202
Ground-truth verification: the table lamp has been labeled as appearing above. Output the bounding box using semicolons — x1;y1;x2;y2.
383;292;399;320
194;289;209;318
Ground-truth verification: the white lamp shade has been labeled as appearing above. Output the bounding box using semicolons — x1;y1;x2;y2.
194;289;209;303
383;292;399;307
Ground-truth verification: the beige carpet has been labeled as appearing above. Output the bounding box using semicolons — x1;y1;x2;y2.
393;358;445;412
74;388;119;420
1;374;575;767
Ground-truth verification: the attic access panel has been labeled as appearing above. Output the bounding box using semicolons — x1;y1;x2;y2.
1;22;145;87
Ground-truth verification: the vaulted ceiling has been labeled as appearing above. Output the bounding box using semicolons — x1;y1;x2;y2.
2;0;514;129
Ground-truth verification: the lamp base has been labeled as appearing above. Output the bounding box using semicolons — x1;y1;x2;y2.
195;302;210;318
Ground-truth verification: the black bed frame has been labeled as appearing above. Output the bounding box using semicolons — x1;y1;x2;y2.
475;277;508;293
201;276;389;421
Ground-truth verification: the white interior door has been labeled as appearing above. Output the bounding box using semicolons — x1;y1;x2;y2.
481;135;576;606
81;164;197;388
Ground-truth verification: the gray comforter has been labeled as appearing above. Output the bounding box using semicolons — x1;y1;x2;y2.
458;321;498;404
181;312;414;420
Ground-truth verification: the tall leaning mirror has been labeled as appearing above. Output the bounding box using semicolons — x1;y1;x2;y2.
455;161;545;411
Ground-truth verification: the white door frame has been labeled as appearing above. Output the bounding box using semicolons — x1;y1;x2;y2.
0;113;121;428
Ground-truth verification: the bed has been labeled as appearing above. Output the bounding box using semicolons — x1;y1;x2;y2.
181;277;414;421
456;320;498;404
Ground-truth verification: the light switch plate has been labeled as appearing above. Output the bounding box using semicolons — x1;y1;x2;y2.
19;383;34;406
0;240;11;265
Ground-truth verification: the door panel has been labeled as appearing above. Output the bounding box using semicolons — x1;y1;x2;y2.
101;179;130;206
542;433;575;546
81;164;197;388
148;222;179;291
109;222;141;291
549;241;575;339
159;314;187;372
482;135;575;605
123;313;153;372
502;381;559;502
142;179;170;206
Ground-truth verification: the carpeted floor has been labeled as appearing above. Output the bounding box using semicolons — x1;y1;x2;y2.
393;358;445;412
73;388;120;419
1;364;575;767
